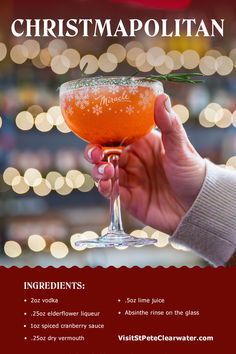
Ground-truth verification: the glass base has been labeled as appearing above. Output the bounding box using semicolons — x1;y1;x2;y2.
75;232;157;248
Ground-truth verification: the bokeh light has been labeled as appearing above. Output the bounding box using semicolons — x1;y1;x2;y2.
27;104;43;117
151;231;169;247
172;104;189;123
50;241;69;258
23;39;40;59
146;47;165;66
24;168;42;187
70;233;87;251
28;234;46;252
78;174;94;192
126;47;144;67
56;120;71;133
0;42;7;62
215;108;232;128
35;112;53;132
51;55;70;75
98;53;117;72
107;43;126;63
66;170;85;188
62;48;80;68
182;49;200;69
16;111;34;130
155;56;174;74
10;44;28;64
39;48;51;66
48;39;67;56
46;171;62;189
199;56;216;75
226;156;236;170
80;55;98;74
33;178;51;196
199;109;215;128
215;56;234;75
47;106;64;125
166;50;183;70
4;241;22;258
12;176;30;194
3;167;20;185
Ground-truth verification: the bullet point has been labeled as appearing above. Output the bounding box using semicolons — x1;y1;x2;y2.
24;337;27;340
24;313;27;315
24;299;27;302
24;325;26;328
118;299;121;302
118;311;121;315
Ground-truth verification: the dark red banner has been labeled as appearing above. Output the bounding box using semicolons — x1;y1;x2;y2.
0;266;235;353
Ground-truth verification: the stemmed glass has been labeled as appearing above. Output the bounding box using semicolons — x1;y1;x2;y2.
60;77;163;247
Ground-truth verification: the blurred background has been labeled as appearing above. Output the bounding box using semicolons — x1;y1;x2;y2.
0;0;236;267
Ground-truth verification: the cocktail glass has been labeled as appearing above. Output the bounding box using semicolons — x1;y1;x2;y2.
60;77;163;247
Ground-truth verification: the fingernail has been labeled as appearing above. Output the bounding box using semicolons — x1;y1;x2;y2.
87;147;95;160
98;164;106;175
164;96;172;113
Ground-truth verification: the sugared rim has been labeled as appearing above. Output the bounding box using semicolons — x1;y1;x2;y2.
59;76;164;96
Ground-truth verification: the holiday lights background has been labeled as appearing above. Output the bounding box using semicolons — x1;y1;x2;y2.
0;0;235;267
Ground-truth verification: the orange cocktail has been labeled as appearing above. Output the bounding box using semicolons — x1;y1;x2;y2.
60;77;163;148
59;77;163;248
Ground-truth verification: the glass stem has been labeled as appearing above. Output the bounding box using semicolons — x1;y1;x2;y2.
107;154;124;234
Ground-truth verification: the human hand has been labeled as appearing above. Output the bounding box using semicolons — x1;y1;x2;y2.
84;94;206;235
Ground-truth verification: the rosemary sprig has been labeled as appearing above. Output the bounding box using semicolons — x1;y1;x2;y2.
132;71;204;84
80;62;88;77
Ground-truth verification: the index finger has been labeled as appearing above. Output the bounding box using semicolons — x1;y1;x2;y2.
84;144;104;164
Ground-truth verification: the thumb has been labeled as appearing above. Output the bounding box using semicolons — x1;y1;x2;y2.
154;93;194;159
